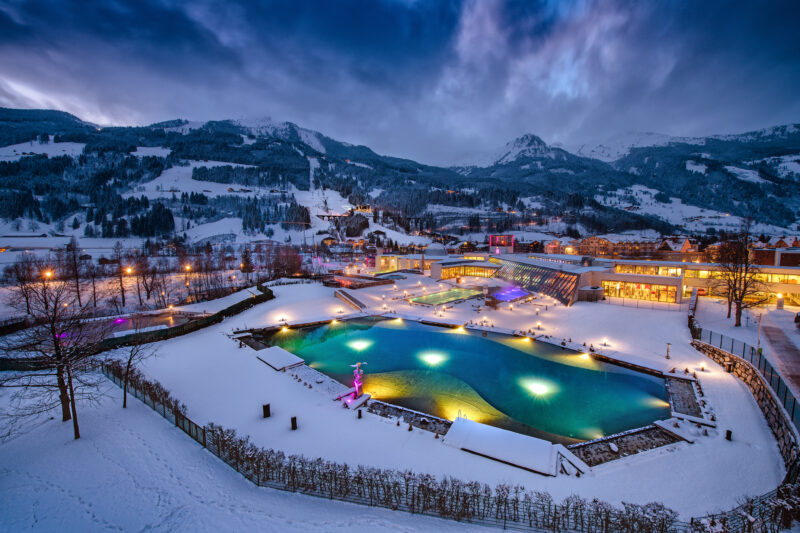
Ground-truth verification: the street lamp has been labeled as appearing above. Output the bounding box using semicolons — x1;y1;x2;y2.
126;267;133;275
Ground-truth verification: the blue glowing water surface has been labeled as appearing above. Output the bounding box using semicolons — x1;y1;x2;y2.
269;317;670;442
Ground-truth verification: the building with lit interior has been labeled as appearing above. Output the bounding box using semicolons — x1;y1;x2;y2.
376;248;800;307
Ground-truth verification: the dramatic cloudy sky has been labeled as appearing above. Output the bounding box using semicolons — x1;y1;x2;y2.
1;0;799;165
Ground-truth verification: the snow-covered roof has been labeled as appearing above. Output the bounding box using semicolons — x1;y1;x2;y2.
443;417;557;476
256;346;304;371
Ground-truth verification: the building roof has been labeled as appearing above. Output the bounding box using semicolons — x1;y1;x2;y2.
424;242;448;256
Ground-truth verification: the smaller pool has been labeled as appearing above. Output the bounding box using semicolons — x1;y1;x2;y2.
409;288;482;306
492;286;530;302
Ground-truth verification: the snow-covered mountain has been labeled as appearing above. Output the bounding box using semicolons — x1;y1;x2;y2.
568;124;800;163
233;117;328;154
568;132;698;162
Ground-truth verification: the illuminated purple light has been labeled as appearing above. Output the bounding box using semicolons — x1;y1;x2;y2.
113;318;127;324
493;286;529;302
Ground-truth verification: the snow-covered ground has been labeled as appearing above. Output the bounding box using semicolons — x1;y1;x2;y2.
596;185;790;235
0;384;488;532
0;137;85;162
725;166;767;184
695;297;800;394
124;276;783;518
751;154;800;179
685;160;707;174
124;160;259;199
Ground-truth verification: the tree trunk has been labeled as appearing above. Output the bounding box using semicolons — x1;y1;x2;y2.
56;364;72;422
118;272;126;307
123;359;133;409
135;277;143;306
726;296;732;319
74;273;82;307
734;301;743;327
66;363;80;440
91;277;97;307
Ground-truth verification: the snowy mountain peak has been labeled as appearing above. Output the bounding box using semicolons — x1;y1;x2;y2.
232;117;326;154
468;133;554;167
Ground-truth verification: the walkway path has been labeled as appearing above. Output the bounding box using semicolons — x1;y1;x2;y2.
762;324;800;397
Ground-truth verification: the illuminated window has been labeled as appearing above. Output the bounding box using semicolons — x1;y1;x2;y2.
602;281;677;303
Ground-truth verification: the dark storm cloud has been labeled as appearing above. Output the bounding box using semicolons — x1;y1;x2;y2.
0;0;798;165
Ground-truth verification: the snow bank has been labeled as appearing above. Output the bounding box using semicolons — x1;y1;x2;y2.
0;384;487;532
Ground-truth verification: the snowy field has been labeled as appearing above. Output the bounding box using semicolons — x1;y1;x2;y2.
0;384;487;533
596;185;790;235
121;275;784;519
124;160;259;200
0;137;85;162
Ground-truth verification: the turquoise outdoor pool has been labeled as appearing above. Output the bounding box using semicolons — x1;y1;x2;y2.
267;317;670;443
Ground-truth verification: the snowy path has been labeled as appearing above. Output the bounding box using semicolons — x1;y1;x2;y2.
0;384;490;532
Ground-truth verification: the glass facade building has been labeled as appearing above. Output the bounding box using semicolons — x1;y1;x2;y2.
489;258;580;305
601;281;677;303
614;264;682;277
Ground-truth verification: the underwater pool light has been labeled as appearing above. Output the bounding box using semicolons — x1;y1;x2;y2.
419;351;447;367
347;339;373;351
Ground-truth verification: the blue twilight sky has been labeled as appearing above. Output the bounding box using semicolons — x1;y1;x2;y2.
1;0;799;165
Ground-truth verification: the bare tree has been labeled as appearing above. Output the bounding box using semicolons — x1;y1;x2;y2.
117;317;157;409
65;235;83;306
0;273;110;439
112;241;126;307
83;260;102;308
4;254;38;315
714;220;769;327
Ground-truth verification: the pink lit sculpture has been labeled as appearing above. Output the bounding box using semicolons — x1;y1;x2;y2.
351;362;366;398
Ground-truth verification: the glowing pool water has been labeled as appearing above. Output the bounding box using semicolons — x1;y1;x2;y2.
492;286;529;302
268;317;670;443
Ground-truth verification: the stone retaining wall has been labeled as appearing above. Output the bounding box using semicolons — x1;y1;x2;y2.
692;340;799;466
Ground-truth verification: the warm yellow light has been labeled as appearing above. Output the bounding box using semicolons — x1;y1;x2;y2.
523;337;531;342
777;293;783;299
126;267;132;274
168;304;174;309
330;319;338;324
44;271;53;278
280;326;289;332
580;353;590;360
185;264;191;271
602;338;609;346
63;302;68;307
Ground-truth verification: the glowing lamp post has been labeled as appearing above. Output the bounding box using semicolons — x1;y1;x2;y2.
602;338;609;347
537;321;542;330
126;266;133;275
